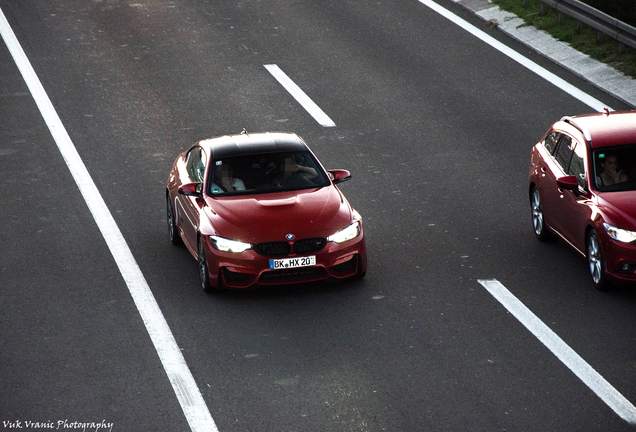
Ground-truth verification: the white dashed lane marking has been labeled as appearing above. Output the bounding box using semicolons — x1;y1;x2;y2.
479;278;636;424
265;64;337;127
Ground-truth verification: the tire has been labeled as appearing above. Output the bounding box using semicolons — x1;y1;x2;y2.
531;188;550;241
587;229;609;290
166;193;182;245
198;238;214;293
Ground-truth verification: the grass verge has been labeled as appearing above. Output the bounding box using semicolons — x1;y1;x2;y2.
492;0;636;79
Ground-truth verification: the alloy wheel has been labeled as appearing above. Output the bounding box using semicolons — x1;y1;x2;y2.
166;194;181;245
587;232;603;285
531;188;548;241
198;239;213;292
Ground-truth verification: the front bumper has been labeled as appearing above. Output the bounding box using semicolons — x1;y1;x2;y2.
202;234;367;289
602;235;636;284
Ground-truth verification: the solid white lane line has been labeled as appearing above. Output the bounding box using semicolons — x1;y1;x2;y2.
0;8;218;432
479;278;636;424
418;0;612;112
264;64;336;127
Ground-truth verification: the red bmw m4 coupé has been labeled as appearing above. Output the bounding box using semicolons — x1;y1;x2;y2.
166;132;367;291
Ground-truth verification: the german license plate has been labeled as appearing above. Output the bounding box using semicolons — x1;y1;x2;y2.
269;256;316;270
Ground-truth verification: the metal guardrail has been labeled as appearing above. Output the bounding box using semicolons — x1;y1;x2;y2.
534;0;636;51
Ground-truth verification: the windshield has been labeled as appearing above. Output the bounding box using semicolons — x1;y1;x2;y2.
594;144;636;192
207;150;331;196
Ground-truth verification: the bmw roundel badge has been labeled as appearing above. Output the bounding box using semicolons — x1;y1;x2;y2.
286;233;295;241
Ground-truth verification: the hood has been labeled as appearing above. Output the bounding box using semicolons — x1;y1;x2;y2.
597;192;636;229
204;186;352;243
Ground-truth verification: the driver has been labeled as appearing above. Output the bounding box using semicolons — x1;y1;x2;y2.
273;155;317;187
599;153;628;186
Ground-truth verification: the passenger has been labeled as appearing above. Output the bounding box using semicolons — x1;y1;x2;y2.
210;163;245;193
273;156;317;188
599;154;628;186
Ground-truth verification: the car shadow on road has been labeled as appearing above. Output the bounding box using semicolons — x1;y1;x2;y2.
207;277;366;300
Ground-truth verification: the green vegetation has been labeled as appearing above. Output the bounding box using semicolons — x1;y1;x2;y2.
492;0;636;79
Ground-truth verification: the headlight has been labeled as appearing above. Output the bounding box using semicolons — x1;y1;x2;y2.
210;236;252;253
327;222;360;244
603;224;636;243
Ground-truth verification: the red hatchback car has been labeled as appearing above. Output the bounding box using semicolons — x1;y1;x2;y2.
166;131;367;291
529;110;636;289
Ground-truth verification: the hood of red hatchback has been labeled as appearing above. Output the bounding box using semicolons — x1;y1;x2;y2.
205;186;352;243
597;192;636;229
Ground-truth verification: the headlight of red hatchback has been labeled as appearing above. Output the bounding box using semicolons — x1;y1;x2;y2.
603;223;636;243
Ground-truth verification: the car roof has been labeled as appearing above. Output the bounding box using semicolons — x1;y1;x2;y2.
559;111;636;148
196;132;308;159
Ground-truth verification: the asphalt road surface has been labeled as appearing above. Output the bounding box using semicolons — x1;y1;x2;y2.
1;1;635;431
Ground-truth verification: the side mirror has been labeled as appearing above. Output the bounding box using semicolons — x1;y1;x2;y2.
556;175;579;191
178;182;202;197
328;169;351;184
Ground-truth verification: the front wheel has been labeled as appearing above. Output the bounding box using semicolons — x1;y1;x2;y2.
531;188;550;241
198;238;214;293
167;194;182;245
587;230;609;290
